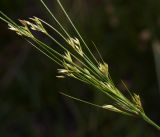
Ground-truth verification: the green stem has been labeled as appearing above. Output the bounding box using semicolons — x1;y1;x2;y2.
140;112;160;130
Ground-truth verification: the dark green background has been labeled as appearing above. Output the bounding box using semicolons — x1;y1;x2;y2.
0;0;160;136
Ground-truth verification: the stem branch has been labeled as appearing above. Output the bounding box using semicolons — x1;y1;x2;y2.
141;112;160;130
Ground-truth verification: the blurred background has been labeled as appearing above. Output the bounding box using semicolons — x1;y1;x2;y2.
0;0;160;136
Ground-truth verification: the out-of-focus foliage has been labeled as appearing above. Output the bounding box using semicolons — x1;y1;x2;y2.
0;0;160;137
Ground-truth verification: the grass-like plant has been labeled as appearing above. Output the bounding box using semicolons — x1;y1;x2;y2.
0;0;160;130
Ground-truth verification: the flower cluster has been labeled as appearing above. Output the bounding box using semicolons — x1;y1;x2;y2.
0;0;159;130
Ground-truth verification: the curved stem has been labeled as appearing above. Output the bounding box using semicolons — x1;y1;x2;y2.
140;112;160;130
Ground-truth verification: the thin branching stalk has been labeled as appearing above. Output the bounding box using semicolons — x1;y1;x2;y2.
0;0;160;130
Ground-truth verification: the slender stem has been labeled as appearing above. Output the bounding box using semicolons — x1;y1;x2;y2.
40;0;70;38
25;39;63;67
57;0;99;65
60;92;102;108
38;18;67;41
140;112;160;130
